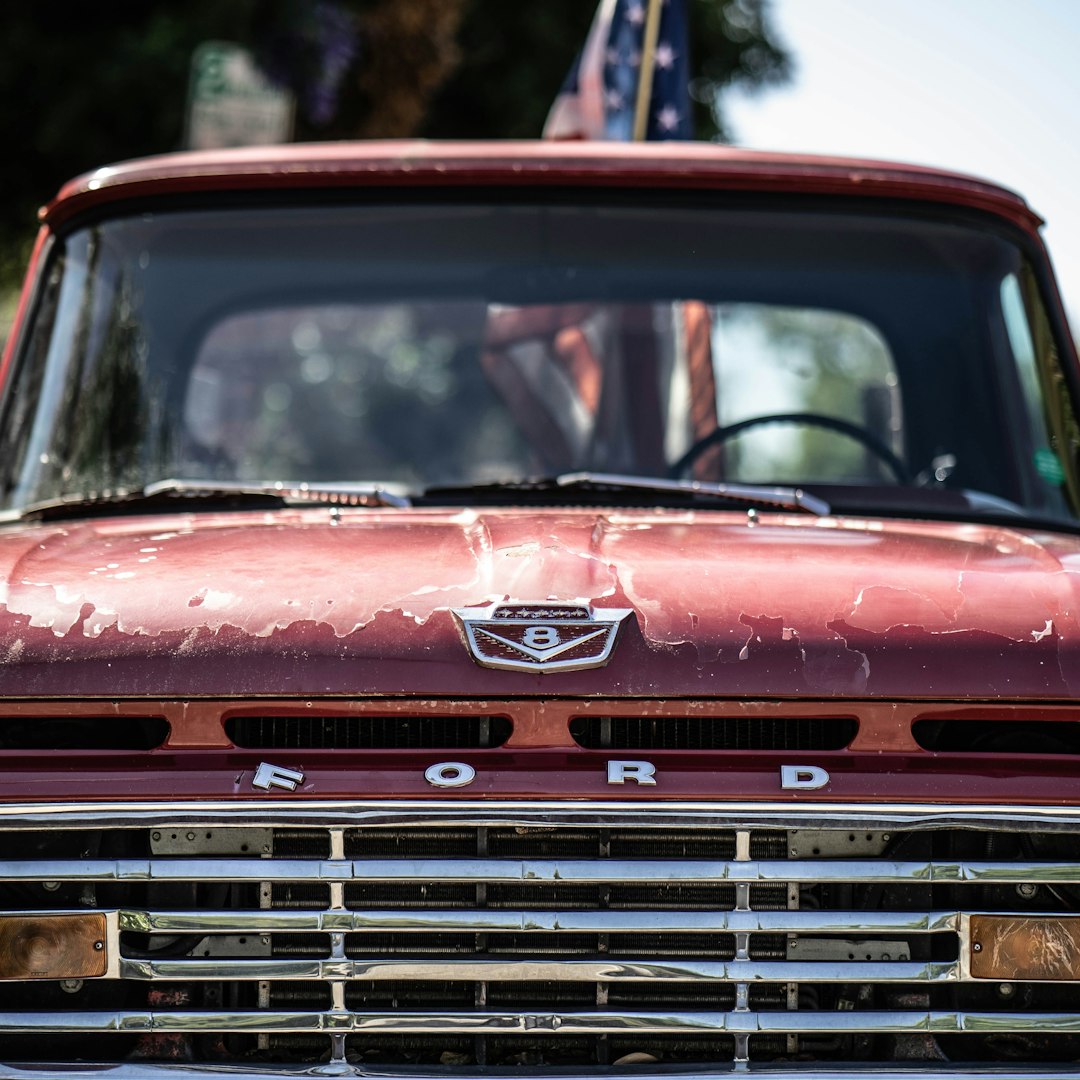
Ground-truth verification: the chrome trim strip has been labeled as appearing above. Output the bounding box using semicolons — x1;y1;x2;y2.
19;856;1080;884
3;1009;1080;1035
343;857;1080;885
120;907;963;934
117;958;961;984
1;799;1080;832
0;859;346;882
0;1068;1078;1080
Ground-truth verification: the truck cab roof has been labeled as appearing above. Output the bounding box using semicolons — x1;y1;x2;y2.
42;139;1042;233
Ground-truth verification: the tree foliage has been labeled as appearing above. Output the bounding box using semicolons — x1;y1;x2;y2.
0;0;790;261
0;2;255;275
424;0;791;142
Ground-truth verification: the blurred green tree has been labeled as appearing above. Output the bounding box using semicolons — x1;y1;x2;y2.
0;0;789;280
424;0;791;141
0;2;254;292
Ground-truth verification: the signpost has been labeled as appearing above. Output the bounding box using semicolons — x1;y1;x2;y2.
185;41;294;150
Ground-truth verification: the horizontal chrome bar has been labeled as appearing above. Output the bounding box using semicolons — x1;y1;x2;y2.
2;1008;1080;1035
0;1067;1078;1080
12;856;1074;884
0;859;327;882
0;1068;1076;1080
120;907;962;934
1;799;1080;834
118;957;961;984
345;857;1080;885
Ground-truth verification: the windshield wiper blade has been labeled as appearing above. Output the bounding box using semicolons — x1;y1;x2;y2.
7;478;412;522
143;478;412;508
424;472;829;516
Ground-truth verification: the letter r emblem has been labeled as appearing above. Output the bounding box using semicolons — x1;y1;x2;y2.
607;760;657;785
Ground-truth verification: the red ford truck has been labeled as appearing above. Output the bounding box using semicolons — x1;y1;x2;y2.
0;142;1079;1077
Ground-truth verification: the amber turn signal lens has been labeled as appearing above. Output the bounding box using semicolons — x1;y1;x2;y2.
0;913;107;980
970;914;1080;981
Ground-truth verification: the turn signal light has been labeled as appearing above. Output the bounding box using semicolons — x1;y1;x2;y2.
970;914;1080;981
0;913;107;980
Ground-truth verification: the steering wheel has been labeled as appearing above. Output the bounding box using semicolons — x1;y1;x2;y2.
670;411;911;484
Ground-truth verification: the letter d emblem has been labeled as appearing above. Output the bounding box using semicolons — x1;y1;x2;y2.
780;765;830;790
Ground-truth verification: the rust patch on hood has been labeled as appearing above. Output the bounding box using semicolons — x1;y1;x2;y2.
0;507;1079;698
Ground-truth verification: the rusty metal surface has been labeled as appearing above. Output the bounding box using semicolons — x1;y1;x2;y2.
0;507;1078;701
0;698;1077;803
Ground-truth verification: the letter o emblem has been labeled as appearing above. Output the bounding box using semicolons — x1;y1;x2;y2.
425;761;476;788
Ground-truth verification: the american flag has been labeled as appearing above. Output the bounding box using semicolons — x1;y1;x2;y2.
544;0;692;141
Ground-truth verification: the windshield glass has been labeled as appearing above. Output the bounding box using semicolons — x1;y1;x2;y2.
2;199;1078;520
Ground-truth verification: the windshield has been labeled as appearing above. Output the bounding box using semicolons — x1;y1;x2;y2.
2;198;1078;521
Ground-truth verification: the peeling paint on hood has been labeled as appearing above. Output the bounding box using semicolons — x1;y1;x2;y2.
1;507;1078;699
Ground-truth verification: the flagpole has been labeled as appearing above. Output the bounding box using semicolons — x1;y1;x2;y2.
632;0;664;141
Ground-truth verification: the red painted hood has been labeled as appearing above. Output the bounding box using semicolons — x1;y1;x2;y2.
1;507;1078;699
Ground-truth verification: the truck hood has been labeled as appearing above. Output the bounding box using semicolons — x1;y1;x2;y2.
1;506;1079;699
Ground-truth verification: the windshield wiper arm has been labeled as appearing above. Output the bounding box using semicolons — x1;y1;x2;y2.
555;472;830;515
7;478;412;522
424;472;829;515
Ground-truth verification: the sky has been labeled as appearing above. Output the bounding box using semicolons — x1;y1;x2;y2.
725;0;1080;325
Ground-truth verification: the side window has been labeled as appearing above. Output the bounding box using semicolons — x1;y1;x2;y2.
1003;269;1080;513
686;304;903;485
0;250;64;501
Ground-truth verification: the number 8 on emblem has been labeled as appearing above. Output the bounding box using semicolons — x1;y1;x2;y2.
523;626;561;649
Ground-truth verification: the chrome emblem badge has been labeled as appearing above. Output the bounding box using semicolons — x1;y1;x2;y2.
452;602;632;673
252;762;305;791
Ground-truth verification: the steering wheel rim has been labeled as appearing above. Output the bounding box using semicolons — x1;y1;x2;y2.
670;411;910;484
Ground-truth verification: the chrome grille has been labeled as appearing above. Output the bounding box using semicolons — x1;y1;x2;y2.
1;802;1080;1074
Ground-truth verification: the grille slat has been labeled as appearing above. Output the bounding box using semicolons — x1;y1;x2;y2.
120;957;961;983
2;1008;1079;1035
10;856;1077;884
120;907;962;934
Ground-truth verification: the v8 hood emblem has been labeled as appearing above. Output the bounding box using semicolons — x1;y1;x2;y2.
452;603;633;673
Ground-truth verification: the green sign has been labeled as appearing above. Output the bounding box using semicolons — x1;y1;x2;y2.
185;41;294;150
